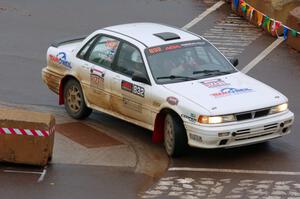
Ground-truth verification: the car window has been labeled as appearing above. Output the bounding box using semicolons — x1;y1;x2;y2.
145;40;236;84
195;46;222;65
87;36;120;69
77;36;98;59
115;42;147;77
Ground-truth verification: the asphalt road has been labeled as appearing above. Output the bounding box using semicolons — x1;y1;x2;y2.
143;3;300;199
0;0;211;106
1;0;300;198
0;164;148;199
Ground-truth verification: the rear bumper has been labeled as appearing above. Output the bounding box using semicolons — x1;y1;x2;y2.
185;110;294;149
42;67;63;94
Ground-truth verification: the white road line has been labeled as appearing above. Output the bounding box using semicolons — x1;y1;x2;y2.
37;167;47;183
169;167;300;176
242;37;285;73
182;1;225;30
4;170;43;175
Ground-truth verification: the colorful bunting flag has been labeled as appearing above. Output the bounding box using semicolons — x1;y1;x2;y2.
233;0;239;11
241;2;247;14
257;12;263;27
263;16;270;28
247;6;254;19
271;20;281;36
232;0;300;40
249;7;254;21
267;19;271;32
283;27;289;40
291;29;298;37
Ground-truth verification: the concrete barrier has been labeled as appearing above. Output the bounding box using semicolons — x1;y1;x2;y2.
0;108;55;166
287;7;300;51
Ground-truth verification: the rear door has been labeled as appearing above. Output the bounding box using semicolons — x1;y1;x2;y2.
76;35;120;110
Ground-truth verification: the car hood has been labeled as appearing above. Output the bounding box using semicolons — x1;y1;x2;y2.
162;72;287;115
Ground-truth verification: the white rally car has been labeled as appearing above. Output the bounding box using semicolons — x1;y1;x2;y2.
42;23;294;157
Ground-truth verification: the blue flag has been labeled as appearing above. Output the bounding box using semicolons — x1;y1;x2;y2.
283;27;289;40
234;0;239;11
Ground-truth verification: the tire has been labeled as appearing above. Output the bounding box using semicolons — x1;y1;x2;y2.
164;113;188;157
63;79;92;119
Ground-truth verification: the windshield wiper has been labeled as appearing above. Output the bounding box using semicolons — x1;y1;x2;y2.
156;75;196;80
193;69;232;75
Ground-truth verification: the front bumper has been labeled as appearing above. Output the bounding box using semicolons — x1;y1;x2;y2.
185;110;294;149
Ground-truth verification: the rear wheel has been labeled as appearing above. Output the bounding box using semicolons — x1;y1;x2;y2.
64;79;92;119
164;113;188;157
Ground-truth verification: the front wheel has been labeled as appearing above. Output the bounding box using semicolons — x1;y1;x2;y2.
164;113;188;157
64;79;92;119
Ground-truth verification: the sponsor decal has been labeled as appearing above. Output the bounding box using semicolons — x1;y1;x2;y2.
49;52;71;69
148;47;162;54
166;96;179;106
105;40;118;49
210;88;253;98
121;80;133;92
147;41;207;55
200;79;230;88
121;80;145;97
94;39;120;63
164;44;182;51
90;68;105;89
181;113;197;123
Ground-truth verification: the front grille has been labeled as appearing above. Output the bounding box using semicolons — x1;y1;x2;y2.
236;113;252;121
233;123;278;141
235;108;270;121
255;109;270;118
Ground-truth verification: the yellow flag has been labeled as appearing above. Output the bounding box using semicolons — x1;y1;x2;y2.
267;20;271;32
257;12;263;26
247;6;254;18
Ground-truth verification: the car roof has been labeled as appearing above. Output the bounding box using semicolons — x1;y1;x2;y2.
103;23;201;47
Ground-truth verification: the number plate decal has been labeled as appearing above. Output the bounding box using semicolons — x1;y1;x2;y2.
121;80;145;97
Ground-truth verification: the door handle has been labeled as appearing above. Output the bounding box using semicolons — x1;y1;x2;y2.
82;63;89;70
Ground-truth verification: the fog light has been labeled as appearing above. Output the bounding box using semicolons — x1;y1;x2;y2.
282;128;288;133
219;139;228;145
218;132;230;137
190;133;202;142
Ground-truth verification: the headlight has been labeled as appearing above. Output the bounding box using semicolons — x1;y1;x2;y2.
269;103;288;114
198;114;236;124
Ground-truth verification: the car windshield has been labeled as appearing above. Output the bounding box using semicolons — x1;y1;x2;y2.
145;40;237;84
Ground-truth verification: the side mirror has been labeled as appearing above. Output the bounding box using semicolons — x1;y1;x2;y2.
230;58;239;67
132;71;150;85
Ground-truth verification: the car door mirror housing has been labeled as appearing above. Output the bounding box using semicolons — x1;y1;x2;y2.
230;58;239;67
132;71;150;84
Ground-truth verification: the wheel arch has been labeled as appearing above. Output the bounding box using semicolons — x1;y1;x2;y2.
58;75;80;105
152;107;185;143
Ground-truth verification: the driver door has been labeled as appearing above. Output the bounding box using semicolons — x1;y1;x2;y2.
110;42;153;125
